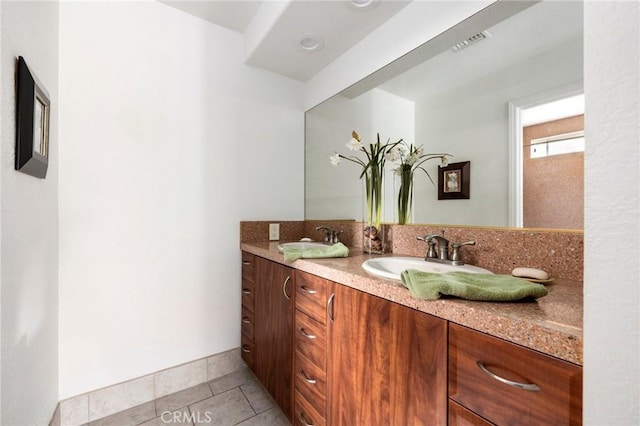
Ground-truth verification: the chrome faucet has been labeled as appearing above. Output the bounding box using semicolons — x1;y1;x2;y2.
417;234;475;265
316;226;342;244
430;235;450;260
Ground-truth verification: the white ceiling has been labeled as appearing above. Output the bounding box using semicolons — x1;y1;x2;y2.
159;0;411;82
378;0;583;101
158;1;262;32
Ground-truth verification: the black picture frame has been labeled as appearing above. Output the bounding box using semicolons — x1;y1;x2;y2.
15;56;50;179
438;161;470;200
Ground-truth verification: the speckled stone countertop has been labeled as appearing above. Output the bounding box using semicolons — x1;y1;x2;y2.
240;241;583;366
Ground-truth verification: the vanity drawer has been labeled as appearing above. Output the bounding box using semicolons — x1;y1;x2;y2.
295;390;325;426
448;400;494;426
295;350;326;417
449;324;582;426
241;279;254;313
240;333;255;371
294;310;326;369
295;272;328;324
241;252;255;282
241;308;255;341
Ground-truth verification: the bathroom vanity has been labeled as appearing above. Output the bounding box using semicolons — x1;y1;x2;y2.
240;240;583;425
241;253;294;419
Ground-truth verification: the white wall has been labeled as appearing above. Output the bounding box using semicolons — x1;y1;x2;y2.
1;5;3;421
58;1;303;398
413;37;582;226
0;1;59;425
584;1;639;424
305;89;414;222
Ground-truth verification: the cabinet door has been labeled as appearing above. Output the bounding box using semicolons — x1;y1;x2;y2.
328;283;447;426
254;257;294;421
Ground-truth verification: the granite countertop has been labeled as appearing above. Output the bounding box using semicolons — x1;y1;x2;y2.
240;241;583;366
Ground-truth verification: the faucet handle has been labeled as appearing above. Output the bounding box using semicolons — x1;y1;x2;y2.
450;241;476;262
452;240;476;248
416;235;438;259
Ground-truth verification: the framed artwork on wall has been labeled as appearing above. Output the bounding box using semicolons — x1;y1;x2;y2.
15;56;50;179
438;161;470;200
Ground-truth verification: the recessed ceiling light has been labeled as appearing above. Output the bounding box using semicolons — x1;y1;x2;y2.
298;33;324;52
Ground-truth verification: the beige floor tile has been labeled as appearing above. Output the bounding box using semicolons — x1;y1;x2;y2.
207;349;244;381
88;375;154;421
87;401;155;426
49;403;61;426
155;383;212;414
240;381;275;414
189;388;255;426
138;407;193;426
60;395;89;426
154;359;207;398
208;368;255;395
236;407;290;426
70;371;288;426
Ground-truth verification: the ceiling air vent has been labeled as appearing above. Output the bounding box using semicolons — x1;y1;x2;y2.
452;30;491;52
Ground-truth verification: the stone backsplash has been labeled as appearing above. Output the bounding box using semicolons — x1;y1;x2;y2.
240;221;583;281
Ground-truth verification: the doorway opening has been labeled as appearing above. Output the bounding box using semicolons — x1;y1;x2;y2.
508;83;584;228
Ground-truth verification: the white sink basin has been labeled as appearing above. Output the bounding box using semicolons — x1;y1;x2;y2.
362;256;493;281
278;241;329;252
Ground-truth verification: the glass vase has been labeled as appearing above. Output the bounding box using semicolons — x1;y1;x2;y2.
396;165;414;225
363;167;385;254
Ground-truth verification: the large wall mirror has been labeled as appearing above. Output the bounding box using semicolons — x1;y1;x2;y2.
305;0;584;230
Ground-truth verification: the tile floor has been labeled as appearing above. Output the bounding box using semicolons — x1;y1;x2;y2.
83;367;290;426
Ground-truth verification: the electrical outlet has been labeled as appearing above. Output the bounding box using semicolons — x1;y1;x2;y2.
269;223;280;241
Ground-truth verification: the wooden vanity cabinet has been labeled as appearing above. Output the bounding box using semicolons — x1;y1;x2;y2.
248;255;295;421
328;282;448;426
449;323;583;426
242;251;583;425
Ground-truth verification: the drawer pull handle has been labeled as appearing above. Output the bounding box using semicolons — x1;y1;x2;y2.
300;286;317;294
242;261;251;266
299;412;314;426
242;289;252;295
241;345;251;353
283;276;291;300
476;361;541;392
327;292;335;322
300;370;317;385
242;317;252;324
300;328;316;339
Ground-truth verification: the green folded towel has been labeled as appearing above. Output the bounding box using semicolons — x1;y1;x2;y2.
400;270;548;301
283;242;349;262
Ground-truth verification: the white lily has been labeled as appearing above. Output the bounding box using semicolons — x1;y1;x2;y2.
386;146;401;162
346;137;361;151
330;152;342;166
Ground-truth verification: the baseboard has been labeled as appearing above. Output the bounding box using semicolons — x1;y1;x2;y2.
50;347;244;426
